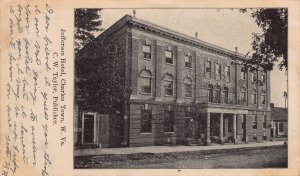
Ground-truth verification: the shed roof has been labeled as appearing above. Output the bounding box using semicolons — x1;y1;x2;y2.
271;107;288;121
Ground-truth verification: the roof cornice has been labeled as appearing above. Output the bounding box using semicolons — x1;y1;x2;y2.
127;16;248;60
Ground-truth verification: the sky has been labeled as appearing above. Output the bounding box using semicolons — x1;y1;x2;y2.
99;9;287;108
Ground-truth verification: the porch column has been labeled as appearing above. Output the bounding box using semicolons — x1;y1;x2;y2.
206;112;211;146
233;113;237;144
220;113;224;144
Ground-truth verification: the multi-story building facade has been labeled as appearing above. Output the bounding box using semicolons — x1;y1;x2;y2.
75;15;271;148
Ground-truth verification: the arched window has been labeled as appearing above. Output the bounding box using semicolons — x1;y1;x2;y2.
184;77;192;98
261;90;266;105
251;71;256;82
240;87;247;104
164;74;174;96
208;84;213;103
241;68;246;80
261;72;266;83
215;85;221;103
251;89;257;104
140;70;152;94
224;87;229;104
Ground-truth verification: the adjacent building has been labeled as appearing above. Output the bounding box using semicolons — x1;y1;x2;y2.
270;103;288;138
74;15;271;148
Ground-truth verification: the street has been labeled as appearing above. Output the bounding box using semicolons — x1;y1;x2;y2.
75;145;287;169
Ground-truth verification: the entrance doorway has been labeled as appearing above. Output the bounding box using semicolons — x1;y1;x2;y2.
210;113;220;143
82;112;98;144
185;116;200;144
190;116;199;143
242;114;247;141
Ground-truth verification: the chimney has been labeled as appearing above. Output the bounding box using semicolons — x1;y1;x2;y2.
195;32;198;39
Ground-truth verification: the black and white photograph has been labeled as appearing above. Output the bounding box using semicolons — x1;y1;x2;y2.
74;8;288;169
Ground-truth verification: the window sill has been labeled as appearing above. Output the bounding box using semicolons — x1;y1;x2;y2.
141;92;152;95
184;97;193;99
141;58;152;61
165;62;174;66
185;67;192;70
140;132;153;135
164;132;175;134
164;94;174;97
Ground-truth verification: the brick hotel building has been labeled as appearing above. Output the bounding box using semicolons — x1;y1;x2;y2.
74;15;271;148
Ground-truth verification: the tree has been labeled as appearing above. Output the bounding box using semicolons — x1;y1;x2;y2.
75;41;128;114
74;9;104;53
239;9;287;71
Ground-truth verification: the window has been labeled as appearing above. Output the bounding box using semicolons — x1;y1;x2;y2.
224;87;229;104
206;60;211;73
240;87;247;104
251;71;256;82
251;89;257;104
184;110;191;137
263;115;267;129
279;123;284;133
215;63;221;76
164;74;173;96
140;70;152;94
228;117;233;132
164;111;174;132
185;55;192;68
253;115;258;129
208;84;213;103
165;50;173;64
225;65;230;77
241;68;246;80
184;78;192;98
261;90;266;104
215;85;221;103
142;44;151;59
141;110;152;133
261;72;266;83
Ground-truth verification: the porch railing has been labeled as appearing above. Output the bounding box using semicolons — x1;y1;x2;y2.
198;96;248;106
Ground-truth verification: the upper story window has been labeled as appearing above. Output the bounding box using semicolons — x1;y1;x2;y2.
215;63;221;76
208;84;213;103
240;87;247;104
165;50;173;64
241;68;246;80
215;85;221;103
141;109;152;133
251;71;256;82
206;60;212;73
224;87;229;104
261;90;266;105
184;77;192;98
261;72;266;83
185;55;192;68
251;89;257;104
140;70;152;94
142;44;151;59
164;74;174;96
225;65;230;77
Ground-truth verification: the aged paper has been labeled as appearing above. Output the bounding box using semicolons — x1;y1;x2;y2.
0;0;299;176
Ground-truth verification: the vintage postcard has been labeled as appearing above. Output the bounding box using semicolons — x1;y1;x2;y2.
0;0;299;176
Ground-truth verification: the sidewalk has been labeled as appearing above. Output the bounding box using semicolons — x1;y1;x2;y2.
74;141;286;157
